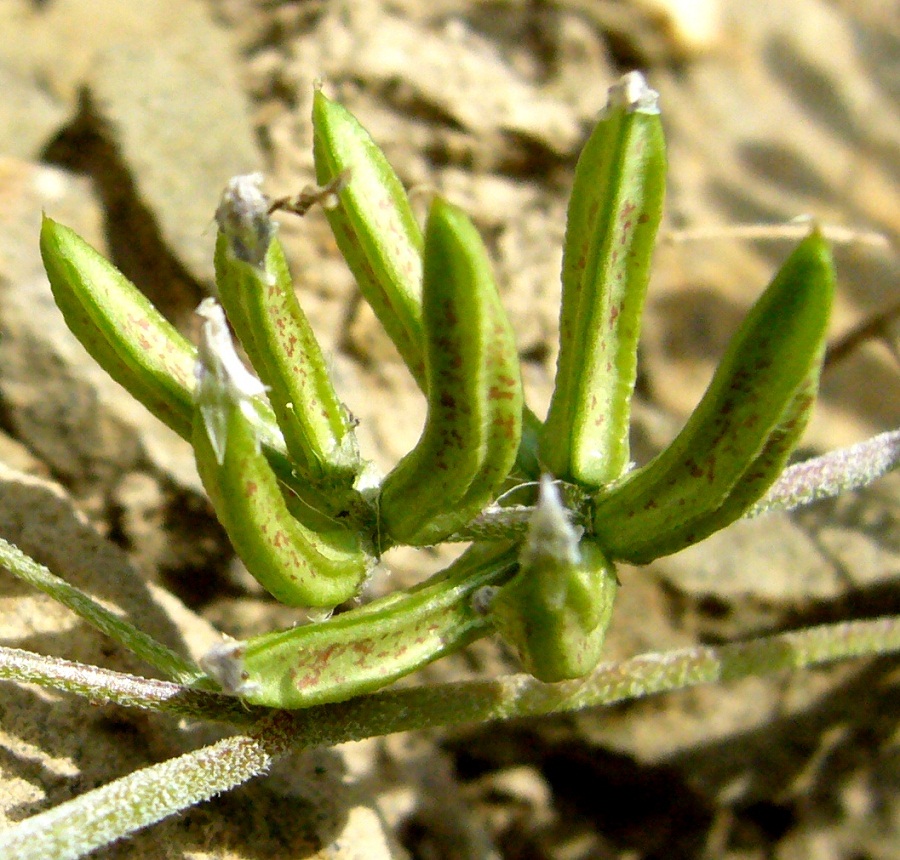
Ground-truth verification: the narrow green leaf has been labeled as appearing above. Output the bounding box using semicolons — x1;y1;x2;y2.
0;537;205;685
0;731;276;860
746;428;900;518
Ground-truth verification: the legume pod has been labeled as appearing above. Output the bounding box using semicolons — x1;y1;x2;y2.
592;231;835;562
214;175;362;492
39;216;299;491
541;71;666;487
204;541;519;708
312;90;543;480
378;198;523;547
489;477;618;681
193;300;371;608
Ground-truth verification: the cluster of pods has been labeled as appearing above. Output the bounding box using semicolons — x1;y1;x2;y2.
40;72;834;708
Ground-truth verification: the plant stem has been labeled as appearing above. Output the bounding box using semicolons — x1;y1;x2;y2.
0;724;285;860
457;430;900;539
746;428;900;517
5;616;899;736
0;538;208;686
2;616;897;859
277;614;900;744
0;646;253;724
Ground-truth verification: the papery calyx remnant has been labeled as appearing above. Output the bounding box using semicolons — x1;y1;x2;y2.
199;639;257;699
215;173;275;267
521;475;582;569
195;298;267;401
195;297;266;463
605;70;660;115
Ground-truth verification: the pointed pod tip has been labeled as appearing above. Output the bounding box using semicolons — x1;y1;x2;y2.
38;212;65;246
38;214;85;269
605;71;660;116
787;223;837;296
215;174;275;268
801;220;831;252
312;86;327;120
38;212;56;251
312;87;349;130
425;196;481;244
423;195;466;249
784;217;834;259
427;193;451;218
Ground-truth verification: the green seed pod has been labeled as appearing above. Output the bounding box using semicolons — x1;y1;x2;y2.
192;299;371;608
631;371;821;560
312;91;544;481
489;476;618;681
312;89;427;385
592;230;835;563
378;198;524;546
541;71;666;487
41;216;198;438
39;215;305;490
213;174;362;489
202;541;519;708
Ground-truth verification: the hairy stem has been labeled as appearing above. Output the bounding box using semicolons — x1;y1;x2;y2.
746;428;900;517
456;430;900;539
3;616;897;858
0;646;252;724
4;616;898;734
277;614;900;743
0;724;286;860
0;539;207;685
